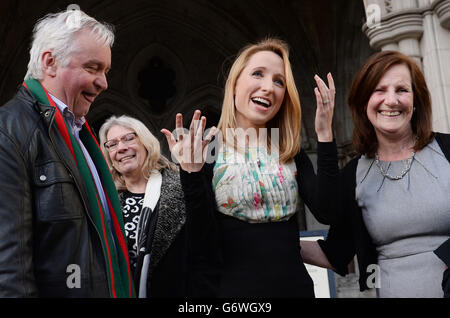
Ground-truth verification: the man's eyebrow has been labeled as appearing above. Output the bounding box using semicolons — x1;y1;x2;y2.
84;59;99;65
84;59;109;67
84;60;111;72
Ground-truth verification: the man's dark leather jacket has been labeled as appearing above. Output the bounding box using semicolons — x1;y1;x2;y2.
0;86;110;297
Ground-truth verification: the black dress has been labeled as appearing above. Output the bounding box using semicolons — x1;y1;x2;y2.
180;142;339;298
118;169;188;297
218;213;314;297
119;191;145;274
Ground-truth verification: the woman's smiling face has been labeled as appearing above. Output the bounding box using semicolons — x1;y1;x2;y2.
106;125;147;177
234;50;286;131
366;63;414;139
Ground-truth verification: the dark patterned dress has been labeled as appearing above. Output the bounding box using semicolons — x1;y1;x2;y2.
120;191;144;274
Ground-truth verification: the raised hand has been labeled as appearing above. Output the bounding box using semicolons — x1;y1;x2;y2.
161;110;216;173
314;73;336;142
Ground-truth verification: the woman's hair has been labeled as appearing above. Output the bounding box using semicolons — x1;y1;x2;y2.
348;50;433;157
217;37;302;164
99;115;177;191
25;9;115;80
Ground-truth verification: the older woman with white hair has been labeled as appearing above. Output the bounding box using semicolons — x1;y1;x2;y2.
99;115;187;298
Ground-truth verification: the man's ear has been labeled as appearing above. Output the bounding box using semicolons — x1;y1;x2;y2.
41;51;57;77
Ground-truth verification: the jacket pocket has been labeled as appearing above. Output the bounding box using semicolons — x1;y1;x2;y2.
34;160;83;221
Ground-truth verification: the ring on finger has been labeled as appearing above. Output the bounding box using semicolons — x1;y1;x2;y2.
323;100;329;104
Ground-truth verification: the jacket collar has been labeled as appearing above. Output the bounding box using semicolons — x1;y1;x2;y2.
148;169;186;273
18;86;90;207
18;86;55;125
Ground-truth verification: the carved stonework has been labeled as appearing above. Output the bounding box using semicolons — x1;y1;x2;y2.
363;0;450;48
433;0;450;29
363;11;424;49
384;0;393;14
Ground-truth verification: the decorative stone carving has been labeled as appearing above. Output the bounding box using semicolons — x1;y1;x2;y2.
362;11;424;49
126;43;187;118
363;0;450;48
384;0;393;14
433;0;450;29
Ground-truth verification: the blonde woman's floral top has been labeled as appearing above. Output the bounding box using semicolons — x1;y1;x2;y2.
213;146;300;223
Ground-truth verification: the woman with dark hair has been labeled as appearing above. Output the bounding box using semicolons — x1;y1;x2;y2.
301;50;450;297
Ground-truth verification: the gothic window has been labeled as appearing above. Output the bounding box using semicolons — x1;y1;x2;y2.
138;56;176;115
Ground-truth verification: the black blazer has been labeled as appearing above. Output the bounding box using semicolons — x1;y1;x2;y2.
434;238;450;298
319;132;450;292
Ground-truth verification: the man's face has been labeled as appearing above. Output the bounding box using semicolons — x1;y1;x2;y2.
54;29;111;120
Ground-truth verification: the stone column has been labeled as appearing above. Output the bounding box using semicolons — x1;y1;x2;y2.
421;0;450;132
362;1;424;66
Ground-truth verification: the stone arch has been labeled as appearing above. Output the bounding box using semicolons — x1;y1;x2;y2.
88;89;158;137
125;42;187;118
0;0;375;157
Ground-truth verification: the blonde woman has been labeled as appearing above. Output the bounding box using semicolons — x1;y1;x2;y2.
162;38;338;297
100;115;187;298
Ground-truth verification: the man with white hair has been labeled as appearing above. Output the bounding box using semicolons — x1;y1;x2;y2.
0;9;134;297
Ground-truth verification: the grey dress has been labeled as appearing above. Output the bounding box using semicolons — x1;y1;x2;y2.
356;138;450;297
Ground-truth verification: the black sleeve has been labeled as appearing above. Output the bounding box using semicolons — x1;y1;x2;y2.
435;133;450;163
0;129;38;297
317;160;359;276
296;140;339;225
434;238;450;267
179;165;222;297
317;215;356;277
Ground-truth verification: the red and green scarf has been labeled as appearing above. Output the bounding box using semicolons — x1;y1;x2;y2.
23;78;135;298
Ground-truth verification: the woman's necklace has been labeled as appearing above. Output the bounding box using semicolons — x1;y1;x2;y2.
374;151;415;180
